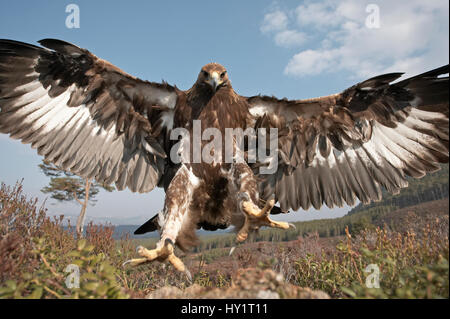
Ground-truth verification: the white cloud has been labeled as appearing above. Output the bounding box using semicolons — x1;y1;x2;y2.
262;0;449;79
260;10;288;33
285;49;339;75
295;2;343;28
274;30;307;47
261;9;307;48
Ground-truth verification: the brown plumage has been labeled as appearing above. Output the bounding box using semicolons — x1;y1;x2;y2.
0;39;448;273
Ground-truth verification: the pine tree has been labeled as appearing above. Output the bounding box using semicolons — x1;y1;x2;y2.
39;160;114;238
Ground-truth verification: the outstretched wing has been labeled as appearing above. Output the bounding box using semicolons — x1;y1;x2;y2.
0;39;178;193
246;65;449;211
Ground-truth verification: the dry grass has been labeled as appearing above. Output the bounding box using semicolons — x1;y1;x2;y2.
0;182;448;299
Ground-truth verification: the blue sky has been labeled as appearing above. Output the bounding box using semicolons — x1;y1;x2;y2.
0;1;448;225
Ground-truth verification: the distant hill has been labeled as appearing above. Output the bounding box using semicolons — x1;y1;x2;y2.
113;224;231;240
348;164;448;216
113;225;157;239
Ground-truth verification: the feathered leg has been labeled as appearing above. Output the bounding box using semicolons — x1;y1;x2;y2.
231;163;292;243
123;165;197;278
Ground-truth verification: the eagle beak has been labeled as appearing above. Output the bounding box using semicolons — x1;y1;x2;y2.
208;72;221;91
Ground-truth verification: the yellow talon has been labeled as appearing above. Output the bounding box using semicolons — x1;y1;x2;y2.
236;196;291;243
236;221;250;242
123;239;187;273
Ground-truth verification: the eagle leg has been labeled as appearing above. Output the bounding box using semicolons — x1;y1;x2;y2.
123;239;190;278
237;196;291;242
123;165;197;280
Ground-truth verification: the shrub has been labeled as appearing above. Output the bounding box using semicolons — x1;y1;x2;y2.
1;181;448;299
0;238;129;299
294;223;449;298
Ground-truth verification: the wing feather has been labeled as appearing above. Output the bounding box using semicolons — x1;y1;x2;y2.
247;65;449;211
0;39;178;193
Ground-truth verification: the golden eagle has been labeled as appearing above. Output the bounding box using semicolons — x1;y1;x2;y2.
0;39;448;274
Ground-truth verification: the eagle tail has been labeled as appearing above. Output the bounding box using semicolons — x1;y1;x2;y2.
134;215;159;235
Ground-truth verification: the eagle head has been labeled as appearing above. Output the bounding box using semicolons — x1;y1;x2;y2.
197;63;230;92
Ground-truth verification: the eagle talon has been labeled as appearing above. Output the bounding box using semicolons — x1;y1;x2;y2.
123;241;188;273
237;196;293;242
236;225;249;243
242;196;275;218
122;257;149;268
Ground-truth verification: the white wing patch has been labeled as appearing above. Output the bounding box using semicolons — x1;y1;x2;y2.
160;109;174;131
143;85;177;109
249;105;270;117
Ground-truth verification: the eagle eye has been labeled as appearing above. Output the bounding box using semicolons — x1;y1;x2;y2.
220;71;226;78
202;70;209;77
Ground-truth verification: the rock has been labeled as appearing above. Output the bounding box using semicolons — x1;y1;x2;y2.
147;286;185;299
146;268;329;299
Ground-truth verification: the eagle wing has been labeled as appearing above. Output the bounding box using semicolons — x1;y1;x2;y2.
0;39;178;193
246;65;449;211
